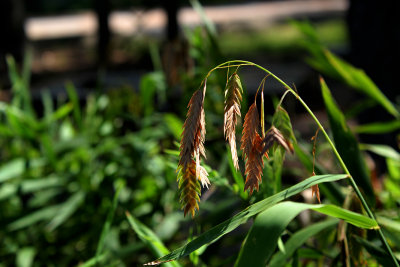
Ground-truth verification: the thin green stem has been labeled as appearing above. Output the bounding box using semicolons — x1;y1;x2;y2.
276;89;291;113
205;60;398;266
261;90;265;137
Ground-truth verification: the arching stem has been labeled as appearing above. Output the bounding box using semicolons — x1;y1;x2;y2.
204;60;399;266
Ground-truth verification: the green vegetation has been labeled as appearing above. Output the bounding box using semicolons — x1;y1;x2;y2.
0;10;399;267
219;19;347;56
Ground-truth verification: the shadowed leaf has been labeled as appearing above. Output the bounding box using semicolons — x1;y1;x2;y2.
320;77;375;206
269;219;338;266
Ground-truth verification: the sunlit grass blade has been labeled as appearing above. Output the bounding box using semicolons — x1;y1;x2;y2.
320;77;375;206
0;158;25;183
313;205;378;229
126;212;182;267
269;219;338;266
16;247;36;267
8;206;60;231
354;120;400;134
360;144;400;161
20;175;64;193
377;216;400;233
96;182;124;257
164;113;183;140
235;201;378;267
146;174;347;265
41;103;73;126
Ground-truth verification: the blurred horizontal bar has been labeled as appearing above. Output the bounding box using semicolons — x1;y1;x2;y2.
25;0;347;40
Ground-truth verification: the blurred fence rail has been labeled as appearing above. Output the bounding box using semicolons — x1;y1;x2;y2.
25;0;346;40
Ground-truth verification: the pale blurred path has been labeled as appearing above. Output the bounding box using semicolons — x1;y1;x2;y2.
26;0;347;40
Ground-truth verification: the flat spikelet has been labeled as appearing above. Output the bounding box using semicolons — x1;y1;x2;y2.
240;103;259;158
177;161;201;217
261;126;294;155
243;134;265;194
224;73;243;170
179;87;206;172
240;103;264;194
178;84;209;217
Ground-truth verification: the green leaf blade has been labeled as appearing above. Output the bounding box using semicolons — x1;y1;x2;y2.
235;202;377;267
269;219;338;267
96;182;124;257
235;202;311;267
126;212;181;267
146;174;347;265
312;205;378;229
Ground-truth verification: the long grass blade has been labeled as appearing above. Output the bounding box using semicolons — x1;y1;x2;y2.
126;212;182;267
96;182;124;257
360;144;400;161
145;174;348;265
235;202;378;267
354;120;400;134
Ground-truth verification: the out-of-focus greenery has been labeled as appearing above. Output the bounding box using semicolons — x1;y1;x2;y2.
0;53;187;266
219;19;347;57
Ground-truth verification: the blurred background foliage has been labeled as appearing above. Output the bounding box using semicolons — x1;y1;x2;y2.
0;0;399;266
